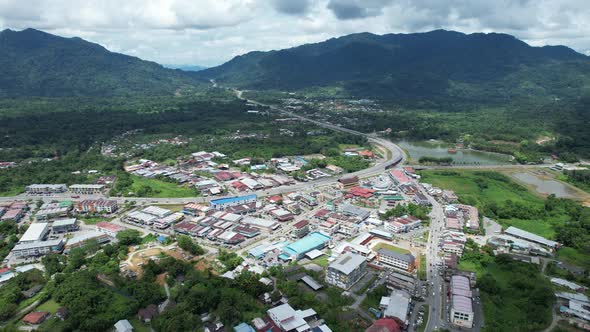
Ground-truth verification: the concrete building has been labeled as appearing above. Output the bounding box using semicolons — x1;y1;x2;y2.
96;222;126;237
25;184;67;195
450;275;474;328
326;252;367;289
75;199;118;214
11;239;64;258
65;231;110;252
291;220;310;238
69;184;105;195
504;226;559;249
338;176;359;189
19;223;49;243
52;218;78;233
376;249;416;272
210;194;257;211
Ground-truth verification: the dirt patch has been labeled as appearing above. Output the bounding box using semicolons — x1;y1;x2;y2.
156;273;168;286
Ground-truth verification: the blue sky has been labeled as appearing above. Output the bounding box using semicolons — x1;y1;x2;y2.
1;0;588;66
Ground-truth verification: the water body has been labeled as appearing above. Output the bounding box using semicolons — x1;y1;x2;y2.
397;140;514;165
512;172;579;198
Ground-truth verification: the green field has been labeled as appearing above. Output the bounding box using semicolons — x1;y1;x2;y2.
129;175;197;198
416;304;429;332
418;254;427;281
36;299;60;313
418;170;562;237
372;242;410;254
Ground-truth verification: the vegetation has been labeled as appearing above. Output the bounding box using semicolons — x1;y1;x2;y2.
418;156;453;164
177;235;205;255
561;169;590;192
420;170;590;271
0;28;206;98
0;221;20;261
460;241;554;332
218;250;244;272
371;243;410;254
0;269;46;321
116;229;142;246
380;203;431;221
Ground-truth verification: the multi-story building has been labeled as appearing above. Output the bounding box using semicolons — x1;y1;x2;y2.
11;239;64;258
25;184;67;195
326;252;367;289
450;275;474;328
19;223;49;243
51;218;78;233
96;222;126;237
292;220;310;238
69;184;105;195
75;199;118;214
376;249;416;272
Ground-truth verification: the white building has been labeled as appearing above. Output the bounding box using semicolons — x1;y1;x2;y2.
19;223;49;243
268;303;311;332
376;248;416;272
326;252;367;289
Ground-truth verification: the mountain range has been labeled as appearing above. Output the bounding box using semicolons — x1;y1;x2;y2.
201;30;590;103
0;28;205;97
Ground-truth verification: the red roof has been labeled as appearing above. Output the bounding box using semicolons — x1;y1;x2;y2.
0;267;11;275
96;222;124;232
403;166;416;174
292;220;309;229
358;150;375;158
365;318;401;332
348;186;376;198
390;169;412;184
338;176;359;184
22;312;50;325
314;209;330;218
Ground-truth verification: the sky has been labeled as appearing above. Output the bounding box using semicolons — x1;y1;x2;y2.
0;0;589;67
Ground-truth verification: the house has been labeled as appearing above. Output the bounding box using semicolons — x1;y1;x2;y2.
56;307;69;320
22;311;50;325
365;318;401;332
268;303;311;332
69;184;105;195
22;284;43;298
138;304;159;323
114;319;134;332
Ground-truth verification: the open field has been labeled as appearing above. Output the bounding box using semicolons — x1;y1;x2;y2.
130;175;196;198
371;242;411;254
36;299;60;314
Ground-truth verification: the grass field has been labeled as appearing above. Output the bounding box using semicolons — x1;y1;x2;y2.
130;175;196;198
418;170;564;237
36;299;60;313
372;242;410;254
154;204;186;212
79;216;109;225
418;254;427;280
557;247;590;270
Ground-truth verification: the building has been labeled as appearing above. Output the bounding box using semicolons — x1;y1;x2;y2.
241;216;279;231
365;318;401;332
280;232;331;261
114;319;134;332
326;252;367;289
75;199;118;214
25;184;67;195
340;203;370;220
413;193;430;206
69;184;105;195
95;222;125;237
52;218;78;233
183;203;210;216
142;206;172;218
380;289;411;327
450;275;474;328
210;194;257;211
22;312;50;325
376;249;416;272
154;213;184;229
11;239;64;258
292;220;310;238
389;170;412;186
267;303;311;332
126;211;157;225
19;223;49;243
338;176;359;189
504;226;559;249
65;231;110;252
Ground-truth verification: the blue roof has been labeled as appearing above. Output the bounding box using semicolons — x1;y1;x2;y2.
283;232;331;256
249;245;266;258
157;235;167;242
210;194;257;205
234;322;255;332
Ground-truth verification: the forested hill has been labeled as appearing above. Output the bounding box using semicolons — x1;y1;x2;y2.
0;28;206;97
201;30;590;103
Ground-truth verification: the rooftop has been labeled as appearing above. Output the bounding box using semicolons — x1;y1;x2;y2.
328;252;365;275
19;223;49;243
505;226;558;248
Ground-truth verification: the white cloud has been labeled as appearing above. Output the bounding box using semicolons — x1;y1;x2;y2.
0;0;588;66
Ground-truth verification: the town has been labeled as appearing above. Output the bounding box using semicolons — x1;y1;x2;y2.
1;149;580;332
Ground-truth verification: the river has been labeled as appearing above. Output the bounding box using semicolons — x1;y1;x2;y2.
512;172;579;198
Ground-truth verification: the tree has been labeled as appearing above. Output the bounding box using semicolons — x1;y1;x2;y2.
116;229;142;245
177;235;205;255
